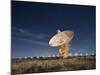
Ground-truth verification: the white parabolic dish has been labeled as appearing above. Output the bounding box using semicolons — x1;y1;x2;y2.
49;30;74;47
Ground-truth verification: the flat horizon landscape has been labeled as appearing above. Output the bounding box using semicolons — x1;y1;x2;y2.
11;55;96;75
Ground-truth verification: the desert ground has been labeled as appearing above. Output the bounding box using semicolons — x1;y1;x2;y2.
11;55;96;75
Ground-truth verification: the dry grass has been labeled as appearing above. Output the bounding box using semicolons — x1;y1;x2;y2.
11;56;96;75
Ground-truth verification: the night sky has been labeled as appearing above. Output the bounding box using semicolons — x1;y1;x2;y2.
11;1;96;58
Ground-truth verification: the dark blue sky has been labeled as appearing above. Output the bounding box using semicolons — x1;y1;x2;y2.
11;1;96;58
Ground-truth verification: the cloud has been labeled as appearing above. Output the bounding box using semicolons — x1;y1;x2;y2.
18;29;25;33
12;27;49;46
70;47;95;53
13;37;49;46
12;27;49;40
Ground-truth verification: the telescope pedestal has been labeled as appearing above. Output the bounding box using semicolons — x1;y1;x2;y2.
59;43;70;58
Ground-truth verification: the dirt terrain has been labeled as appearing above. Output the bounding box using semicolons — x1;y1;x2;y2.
11;55;96;75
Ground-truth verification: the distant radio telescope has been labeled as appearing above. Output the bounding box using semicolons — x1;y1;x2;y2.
49;29;74;58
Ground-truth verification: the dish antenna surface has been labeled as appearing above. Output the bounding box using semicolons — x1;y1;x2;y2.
49;29;74;58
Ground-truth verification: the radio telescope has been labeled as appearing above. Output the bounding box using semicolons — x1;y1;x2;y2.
49;29;74;58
